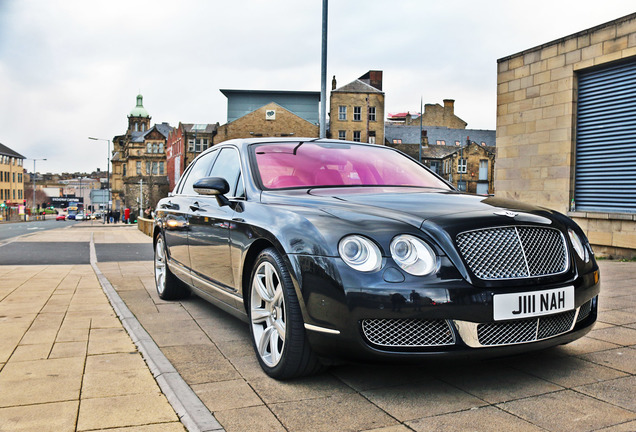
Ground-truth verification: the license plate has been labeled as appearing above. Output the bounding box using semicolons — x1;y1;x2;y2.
493;286;574;321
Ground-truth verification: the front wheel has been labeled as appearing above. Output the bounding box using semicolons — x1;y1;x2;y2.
248;248;323;379
154;235;189;300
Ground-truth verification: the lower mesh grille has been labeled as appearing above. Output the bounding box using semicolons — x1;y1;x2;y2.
477;310;577;346
361;318;455;347
577;300;593;322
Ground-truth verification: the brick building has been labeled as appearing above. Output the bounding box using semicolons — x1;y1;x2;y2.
111;94;173;213
496;13;636;257
330;71;385;144
167;123;218;190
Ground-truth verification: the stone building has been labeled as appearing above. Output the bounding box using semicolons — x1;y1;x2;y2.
0;142;25;208
110;94;173;214
213;90;320;144
330;71;385;144
167;123;218;190
496;12;636;257
388;99;468;129
214;102;318;144
387;136;495;194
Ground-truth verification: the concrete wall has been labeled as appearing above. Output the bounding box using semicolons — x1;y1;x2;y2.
496;13;636;258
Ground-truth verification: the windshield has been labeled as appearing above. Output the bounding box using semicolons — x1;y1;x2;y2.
252;142;451;190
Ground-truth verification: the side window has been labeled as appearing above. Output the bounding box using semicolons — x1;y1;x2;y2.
179;150;219;195
208;148;242;197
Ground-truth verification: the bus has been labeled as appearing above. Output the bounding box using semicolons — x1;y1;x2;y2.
66;205;79;220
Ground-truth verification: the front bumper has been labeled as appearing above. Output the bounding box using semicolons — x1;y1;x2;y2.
290;254;600;362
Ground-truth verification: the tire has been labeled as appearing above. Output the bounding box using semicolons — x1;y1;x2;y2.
248;248;324;379
154;235;189;300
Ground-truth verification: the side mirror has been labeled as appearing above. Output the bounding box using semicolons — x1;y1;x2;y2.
193;177;230;196
193;177;231;207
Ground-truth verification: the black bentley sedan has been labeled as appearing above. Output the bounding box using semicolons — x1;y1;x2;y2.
153;138;600;379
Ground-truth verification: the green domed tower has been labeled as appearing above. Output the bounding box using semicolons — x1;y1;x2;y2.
128;94;151;133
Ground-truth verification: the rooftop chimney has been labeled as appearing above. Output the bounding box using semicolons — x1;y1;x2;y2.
358;70;383;91
332;75;337;91
443;99;455;115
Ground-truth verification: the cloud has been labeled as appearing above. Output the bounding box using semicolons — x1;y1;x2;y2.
1;0;635;173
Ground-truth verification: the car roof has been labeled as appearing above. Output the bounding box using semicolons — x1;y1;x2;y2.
208;137;389;152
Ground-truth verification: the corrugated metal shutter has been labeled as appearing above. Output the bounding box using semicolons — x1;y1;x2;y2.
576;60;636;214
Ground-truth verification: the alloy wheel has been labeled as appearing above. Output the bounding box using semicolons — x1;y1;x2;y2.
154;237;166;295
250;261;286;367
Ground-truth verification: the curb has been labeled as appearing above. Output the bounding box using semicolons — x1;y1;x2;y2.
89;233;224;432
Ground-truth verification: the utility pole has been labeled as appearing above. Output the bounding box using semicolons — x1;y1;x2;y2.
419;97;423;163
139;178;143;219
31;158;47;220
319;0;328;138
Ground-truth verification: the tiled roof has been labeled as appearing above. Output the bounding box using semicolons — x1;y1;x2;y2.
385;125;496;147
332;79;383;94
183;123;217;134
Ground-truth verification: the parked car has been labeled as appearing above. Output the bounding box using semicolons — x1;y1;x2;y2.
75;212;85;221
55;214;66;221
153;138;600;379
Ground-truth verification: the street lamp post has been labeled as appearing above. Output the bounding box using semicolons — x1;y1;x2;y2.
31;158;47;220
88;137;111;224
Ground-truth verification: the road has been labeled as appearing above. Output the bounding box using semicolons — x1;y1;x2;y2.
0;218;77;243
0;220;153;264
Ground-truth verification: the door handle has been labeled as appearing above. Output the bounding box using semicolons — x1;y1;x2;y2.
161;201;179;210
190;201;202;212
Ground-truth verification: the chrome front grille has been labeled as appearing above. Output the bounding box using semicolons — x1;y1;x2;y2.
456;226;568;280
477;310;577;346
361;318;455;348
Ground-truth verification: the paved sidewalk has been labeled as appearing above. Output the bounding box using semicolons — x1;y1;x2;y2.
1;224;636;432
0;228;186;431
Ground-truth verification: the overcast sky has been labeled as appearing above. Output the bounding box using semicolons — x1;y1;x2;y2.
1;1;634;174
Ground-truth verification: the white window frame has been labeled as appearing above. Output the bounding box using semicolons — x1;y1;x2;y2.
338;106;347;121
458;158;467;174
353;106;362;121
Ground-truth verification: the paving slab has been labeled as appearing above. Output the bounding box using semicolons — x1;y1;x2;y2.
407;405;544;432
496;390;636;432
0;255;185;431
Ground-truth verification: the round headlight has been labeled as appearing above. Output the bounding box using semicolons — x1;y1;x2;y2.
338;235;382;272
390;235;437;276
568;228;589;262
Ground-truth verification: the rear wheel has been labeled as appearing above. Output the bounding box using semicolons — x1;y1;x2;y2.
154;235;189;300
248;248;323;379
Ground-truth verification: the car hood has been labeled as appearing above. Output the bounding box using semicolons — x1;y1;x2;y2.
262;187;559;230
